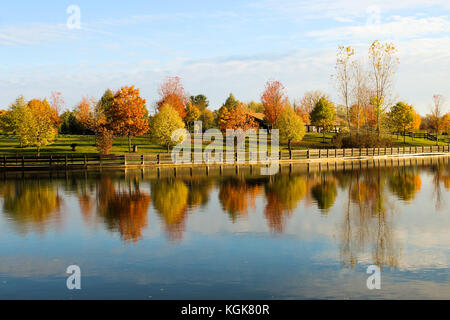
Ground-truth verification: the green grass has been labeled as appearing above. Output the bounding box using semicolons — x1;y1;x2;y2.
0;132;448;155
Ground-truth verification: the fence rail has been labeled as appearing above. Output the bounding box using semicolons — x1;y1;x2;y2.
1;145;449;170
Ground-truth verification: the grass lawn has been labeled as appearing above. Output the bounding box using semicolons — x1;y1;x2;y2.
0;132;448;155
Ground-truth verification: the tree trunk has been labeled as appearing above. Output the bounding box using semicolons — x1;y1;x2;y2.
167;144;170;153
128;135;132;153
288;140;291;153
323;128;326;143
37;146;40;157
403;130;406;144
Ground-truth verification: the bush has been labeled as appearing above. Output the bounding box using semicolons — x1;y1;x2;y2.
95;128;114;155
332;132;393;148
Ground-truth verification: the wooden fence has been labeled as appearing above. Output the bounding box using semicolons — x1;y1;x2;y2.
1;145;449;170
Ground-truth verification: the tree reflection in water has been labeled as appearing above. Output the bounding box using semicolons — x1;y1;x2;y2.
310;173;338;214
339;168;400;270
0;180;62;234
264;176;307;233
218;178;263;222
151;179;189;242
97;176;150;243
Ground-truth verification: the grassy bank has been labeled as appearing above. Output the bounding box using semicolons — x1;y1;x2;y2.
0;133;449;155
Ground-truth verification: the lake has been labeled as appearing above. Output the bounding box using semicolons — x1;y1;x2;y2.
0;156;449;299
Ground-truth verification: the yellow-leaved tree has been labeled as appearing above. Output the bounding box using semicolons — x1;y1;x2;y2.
275;106;306;152
150;104;186;152
20;99;58;156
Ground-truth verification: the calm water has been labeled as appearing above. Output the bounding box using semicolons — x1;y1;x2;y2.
0;157;449;300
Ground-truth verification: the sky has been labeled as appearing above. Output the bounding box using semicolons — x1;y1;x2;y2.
0;0;449;115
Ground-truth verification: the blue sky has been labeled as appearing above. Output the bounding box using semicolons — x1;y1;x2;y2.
1;0;449;114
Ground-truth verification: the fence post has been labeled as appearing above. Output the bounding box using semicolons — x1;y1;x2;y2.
307;149;310;159
124;154;127;166
141;154;145;166
22;156;25;168
157;154;160;165
84;154;87;169
65;155;68;169
327;149;329;158
290;150;292;160
3;156;6;169
49;155;53;169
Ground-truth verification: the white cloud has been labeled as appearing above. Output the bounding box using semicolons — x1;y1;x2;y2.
307;16;450;41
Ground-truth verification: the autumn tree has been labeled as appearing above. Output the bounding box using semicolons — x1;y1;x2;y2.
310;97;336;142
442;113;450;135
275;106;306;152
150;104;186;152
199;109;215;130
334;46;355;133
157;76;187;119
261;80;288;130
185;102;201;131
388;102;415;143
20;99;58;156
368;40;399;135
106;86;150;152
217;102;257;132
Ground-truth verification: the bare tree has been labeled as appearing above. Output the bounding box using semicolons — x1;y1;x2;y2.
352;61;371;135
430;94;446;145
368;41;399;136
334;46;355;134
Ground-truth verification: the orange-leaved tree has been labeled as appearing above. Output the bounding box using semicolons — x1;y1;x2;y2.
106;86;150;152
261;80;288;130
157;76;187;119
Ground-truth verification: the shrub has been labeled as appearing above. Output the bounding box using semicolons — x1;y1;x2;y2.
332;132;393;148
96;127;114;155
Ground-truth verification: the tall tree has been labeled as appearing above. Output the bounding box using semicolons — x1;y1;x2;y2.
334;46;355;133
106;86;150;152
368;40;399;135
352;61;372;134
310;97;336;142
150;104;186;152
275;106;306;152
157;76;187;119
261;80;288;129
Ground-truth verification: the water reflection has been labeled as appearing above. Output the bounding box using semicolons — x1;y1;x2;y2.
0;156;448;299
151;179;189;241
264;176;307;233
0;180;62;234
